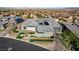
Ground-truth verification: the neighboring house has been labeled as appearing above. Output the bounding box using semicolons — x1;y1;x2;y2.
0;21;8;30
0;16;9;22
15;17;24;23
63;23;79;38
0;16;10;30
8;17;16;25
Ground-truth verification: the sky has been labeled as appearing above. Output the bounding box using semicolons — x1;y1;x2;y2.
0;0;79;7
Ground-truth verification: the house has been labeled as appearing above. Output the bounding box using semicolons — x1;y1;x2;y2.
0;20;8;30
8;16;16;25
0;17;9;29
63;23;79;38
15;17;24;23
0;16;9;22
21;18;62;41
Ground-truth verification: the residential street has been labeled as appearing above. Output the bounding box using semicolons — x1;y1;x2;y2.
0;37;49;51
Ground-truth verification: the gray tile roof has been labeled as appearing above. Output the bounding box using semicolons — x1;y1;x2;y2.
0;21;7;26
64;23;79;38
37;26;54;32
24;18;62;33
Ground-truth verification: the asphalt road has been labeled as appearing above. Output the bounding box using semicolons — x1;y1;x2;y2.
0;37;49;51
